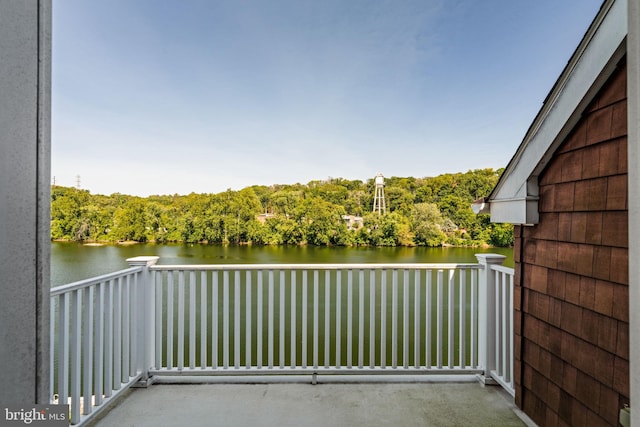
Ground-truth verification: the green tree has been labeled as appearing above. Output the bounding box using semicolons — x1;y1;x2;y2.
411;203;446;246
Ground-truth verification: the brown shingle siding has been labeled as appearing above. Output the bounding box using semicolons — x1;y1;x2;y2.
601;211;628;247
610;247;629;285
586;107;613;145
564;273;581;305
554;182;575;211
557;212;572;240
606;174;627;210
548;269;566;300
618;136;628;172
516;63;628;426
582;144;601;179
595;347;615;386
611;101;627;138
597;315;619;354
599;384;621;425
575;369;601;410
597;64;626;107
593;246;612;281
594;279;615;316
579;276;596;310
588;177;608;210
560;150;583;182
559;123;587;153
613;357;629;395
570;212;587;242
537;240;559;269
585;211;604;244
600;138;624;176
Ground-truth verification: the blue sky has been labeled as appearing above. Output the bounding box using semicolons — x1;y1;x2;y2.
52;1;603;196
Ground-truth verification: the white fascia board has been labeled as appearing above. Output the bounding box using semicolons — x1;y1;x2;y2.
489;0;627;224
489;198;539;226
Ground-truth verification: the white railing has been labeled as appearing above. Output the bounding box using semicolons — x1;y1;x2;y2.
49;255;514;425
148;263;482;375
488;263;515;395
48;257;156;426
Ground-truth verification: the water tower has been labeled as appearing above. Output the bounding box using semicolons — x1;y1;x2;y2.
372;173;386;214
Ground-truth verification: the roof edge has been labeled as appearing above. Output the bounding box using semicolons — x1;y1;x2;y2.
488;0;627;223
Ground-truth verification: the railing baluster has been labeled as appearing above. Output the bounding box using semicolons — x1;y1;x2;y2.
425;270;432;368
358;269;364;369
190;271;196;369
94;283;104;405
403;269;409;369
502;271;508;377
178;272;185;370
123;274;130;379
201;271;208;369
460;269;466;369
471;269;478;369
246;271;252;369
502;272;509;381
167;272;174;370
325;271;331;368
380;270;386;368
508;272;514;386
223;271;229;369
414;270;420;368
448;269;455;369
495;270;502;376
129;273;142;378
70;290;81;423
335;271;341;368
49;297;55;404
211;271;219;369
154;273;162;370
301;271;307;369
347;269;353;368
280;270;286;369
82;286;94;414
257;271;263;369
392;269;398;369
436;270;443;369
104;280;113;397
313;270;319;369
235;270;241;369
369;270;375;369
290;271;296;369
113;278;122;389
268;270;274;369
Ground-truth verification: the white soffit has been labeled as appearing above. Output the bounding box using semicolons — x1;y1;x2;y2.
489;0;627;224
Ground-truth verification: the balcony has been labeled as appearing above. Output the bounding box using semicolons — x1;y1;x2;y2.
50;255;517;426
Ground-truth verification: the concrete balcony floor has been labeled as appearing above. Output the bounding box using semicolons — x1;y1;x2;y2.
88;376;529;427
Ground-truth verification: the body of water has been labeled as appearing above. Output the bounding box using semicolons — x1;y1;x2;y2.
51;242;513;287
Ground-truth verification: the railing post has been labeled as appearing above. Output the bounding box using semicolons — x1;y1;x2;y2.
127;256;159;387
475;253;506;386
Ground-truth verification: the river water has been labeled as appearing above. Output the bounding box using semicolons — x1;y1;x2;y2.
51;242;513;287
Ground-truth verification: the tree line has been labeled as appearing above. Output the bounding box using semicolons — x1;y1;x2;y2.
50;168;513;247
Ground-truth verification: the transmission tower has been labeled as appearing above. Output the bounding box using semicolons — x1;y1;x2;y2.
372;173;386;214
75;175;81;190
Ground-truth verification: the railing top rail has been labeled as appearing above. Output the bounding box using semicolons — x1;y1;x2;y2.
50;266;143;297
149;263;482;271
488;264;515;275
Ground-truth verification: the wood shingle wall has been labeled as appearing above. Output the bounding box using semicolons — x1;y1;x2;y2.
514;62;629;426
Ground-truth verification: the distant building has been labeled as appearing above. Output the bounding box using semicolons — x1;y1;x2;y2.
256;213;276;224
342;215;363;230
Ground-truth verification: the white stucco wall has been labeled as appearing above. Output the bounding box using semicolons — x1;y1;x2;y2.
0;0;51;404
